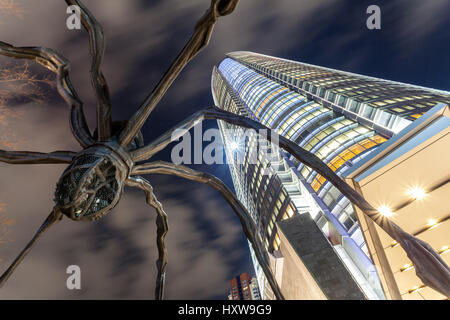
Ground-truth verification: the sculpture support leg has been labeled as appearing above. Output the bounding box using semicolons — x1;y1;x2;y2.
126;176;168;300
118;0;240;146
0;209;63;288
131;161;285;300
65;0;112;140
0;150;76;164
131;105;450;298
0;41;94;147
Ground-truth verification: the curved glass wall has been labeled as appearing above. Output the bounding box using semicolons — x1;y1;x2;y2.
228;51;450;134
216;58;387;257
213;57;389;300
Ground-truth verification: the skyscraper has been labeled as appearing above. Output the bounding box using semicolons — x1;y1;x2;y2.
211;51;450;300
229;273;261;300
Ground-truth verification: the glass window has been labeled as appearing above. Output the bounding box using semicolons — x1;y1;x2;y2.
338;96;347;107
339;215;354;230
328;186;341;199
319;88;326;98
377;112;391;127
323;193;334;206
328;92;336;102
362;105;374;119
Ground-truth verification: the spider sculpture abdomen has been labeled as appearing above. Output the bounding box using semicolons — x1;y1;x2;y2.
54;142;132;221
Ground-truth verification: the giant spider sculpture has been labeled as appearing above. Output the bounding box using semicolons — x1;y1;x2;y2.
0;0;449;300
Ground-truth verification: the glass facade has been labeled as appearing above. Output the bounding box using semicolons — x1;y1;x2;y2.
211;51;450;300
229;51;450;134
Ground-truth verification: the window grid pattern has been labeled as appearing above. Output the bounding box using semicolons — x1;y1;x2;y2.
215;58;390;257
213;66;299;253
229;51;450;133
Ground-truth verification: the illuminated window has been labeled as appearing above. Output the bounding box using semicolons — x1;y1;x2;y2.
273;234;281;251
286;205;295;218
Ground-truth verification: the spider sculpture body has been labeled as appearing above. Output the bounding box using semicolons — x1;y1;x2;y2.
54;142;131;221
1;0;449;300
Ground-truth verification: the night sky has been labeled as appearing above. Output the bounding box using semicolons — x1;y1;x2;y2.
0;0;449;299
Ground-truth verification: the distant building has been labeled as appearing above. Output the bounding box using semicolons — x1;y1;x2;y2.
229;273;261;300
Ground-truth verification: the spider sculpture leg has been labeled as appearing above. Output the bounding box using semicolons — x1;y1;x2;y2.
0;150;75;164
131;161;285;300
0;210;63;288
125;176;169;300
119;0;240;146
0;41;94;147
130;106;450;298
64;0;112;141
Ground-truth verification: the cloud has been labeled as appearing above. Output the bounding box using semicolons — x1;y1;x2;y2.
385;0;450;46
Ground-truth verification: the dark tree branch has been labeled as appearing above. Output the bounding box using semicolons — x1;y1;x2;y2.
118;0;240;147
0;41;94;147
132;106;450;297
131;160;285;300
0;150;76;164
125;176;168;300
0;209;63;288
65;0;113;141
